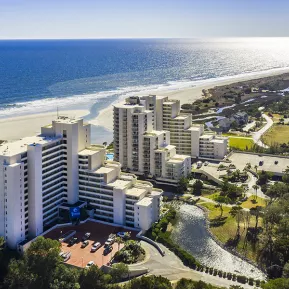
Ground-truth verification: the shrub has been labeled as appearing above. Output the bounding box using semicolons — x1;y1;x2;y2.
237;275;247;284
248;278;254;285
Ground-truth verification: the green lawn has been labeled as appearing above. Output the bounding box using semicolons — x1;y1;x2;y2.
262;125;289;145
229;137;255;150
241;196;267;209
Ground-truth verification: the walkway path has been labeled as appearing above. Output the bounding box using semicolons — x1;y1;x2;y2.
130;241;254;289
252;114;273;148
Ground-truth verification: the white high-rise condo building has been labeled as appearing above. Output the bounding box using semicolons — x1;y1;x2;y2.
0;117;162;249
113;97;192;182
114;95;228;162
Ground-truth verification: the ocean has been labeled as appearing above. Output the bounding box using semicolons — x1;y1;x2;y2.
1;38;289;142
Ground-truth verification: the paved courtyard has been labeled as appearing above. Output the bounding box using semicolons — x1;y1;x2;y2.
44;221;138;268
228;152;288;176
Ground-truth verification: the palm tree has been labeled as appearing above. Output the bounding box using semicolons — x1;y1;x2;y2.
230;206;243;237
115;236;123;251
250;206;262;240
103;142;107;147
252;184;259;200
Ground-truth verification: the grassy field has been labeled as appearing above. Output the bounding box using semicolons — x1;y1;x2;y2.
241;196;267;209
262;125;289;145
200;201;264;262
228;137;255;150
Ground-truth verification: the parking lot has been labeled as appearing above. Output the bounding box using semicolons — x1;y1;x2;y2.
44;221;138;268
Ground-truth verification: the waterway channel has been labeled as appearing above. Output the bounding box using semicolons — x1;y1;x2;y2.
171;204;266;280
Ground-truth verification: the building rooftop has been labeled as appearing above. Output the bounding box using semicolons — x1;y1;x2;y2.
155;144;175;152
150;190;163;197
200;134;214;140
188;126;202;131
53;116;82;124
94;166;115;174
136;197;152;207
108;179;131;189
0;135;61;157
126;187;147;198
167;154;190;164
211;139;226;144
78;149;99;156
144;130;165;137
174;114;190;120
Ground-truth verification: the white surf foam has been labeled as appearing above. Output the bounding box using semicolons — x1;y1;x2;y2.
1;66;289;119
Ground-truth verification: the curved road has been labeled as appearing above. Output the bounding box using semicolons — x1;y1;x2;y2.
130;241;254;289
252;114;273;148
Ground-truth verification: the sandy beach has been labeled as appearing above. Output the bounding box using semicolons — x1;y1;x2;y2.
0;110;89;141
92;67;289;132
1;67;289;142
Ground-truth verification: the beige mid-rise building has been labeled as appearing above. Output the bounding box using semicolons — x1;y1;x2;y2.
113;97;192;182
126;95;228;160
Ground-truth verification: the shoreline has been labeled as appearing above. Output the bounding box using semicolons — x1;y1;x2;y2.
1;67;289;142
94;67;289;132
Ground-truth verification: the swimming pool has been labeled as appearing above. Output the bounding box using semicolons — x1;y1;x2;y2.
106;153;114;161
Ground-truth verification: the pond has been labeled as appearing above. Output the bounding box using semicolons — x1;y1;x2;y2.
171;204;266;280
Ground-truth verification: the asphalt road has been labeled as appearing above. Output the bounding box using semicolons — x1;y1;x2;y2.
129;241;255;289
252;114;273;148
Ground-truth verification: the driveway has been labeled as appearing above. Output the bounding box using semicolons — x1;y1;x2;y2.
130;241;255;289
252;114;273;148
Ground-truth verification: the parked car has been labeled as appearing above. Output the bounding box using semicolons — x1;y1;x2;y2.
117;232;126;238
68;237;78;246
82;232;91;241
81;240;89;248
103;245;112;255
62;252;71;262
86;261;94;268
91;242;101;252
104;238;114;247
204;161;209;166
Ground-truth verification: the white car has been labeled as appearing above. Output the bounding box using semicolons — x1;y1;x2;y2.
204;161;209;166
91;242;101;252
86;261;95;268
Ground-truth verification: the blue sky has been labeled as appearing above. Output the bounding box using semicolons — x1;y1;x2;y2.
0;0;288;39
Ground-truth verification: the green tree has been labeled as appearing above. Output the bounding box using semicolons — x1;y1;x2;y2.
250;206;262;234
50;264;80;289
254;165;258;173
177;177;189;194
79;265;111;289
124;275;172;289
282;261;289;278
115;236;124;251
261;278;289;289
192;180;203;195
230;206;243;237
252;184;260;200
4;258;35;289
110;263;129;283
5;236;61;289
214;196;230;218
